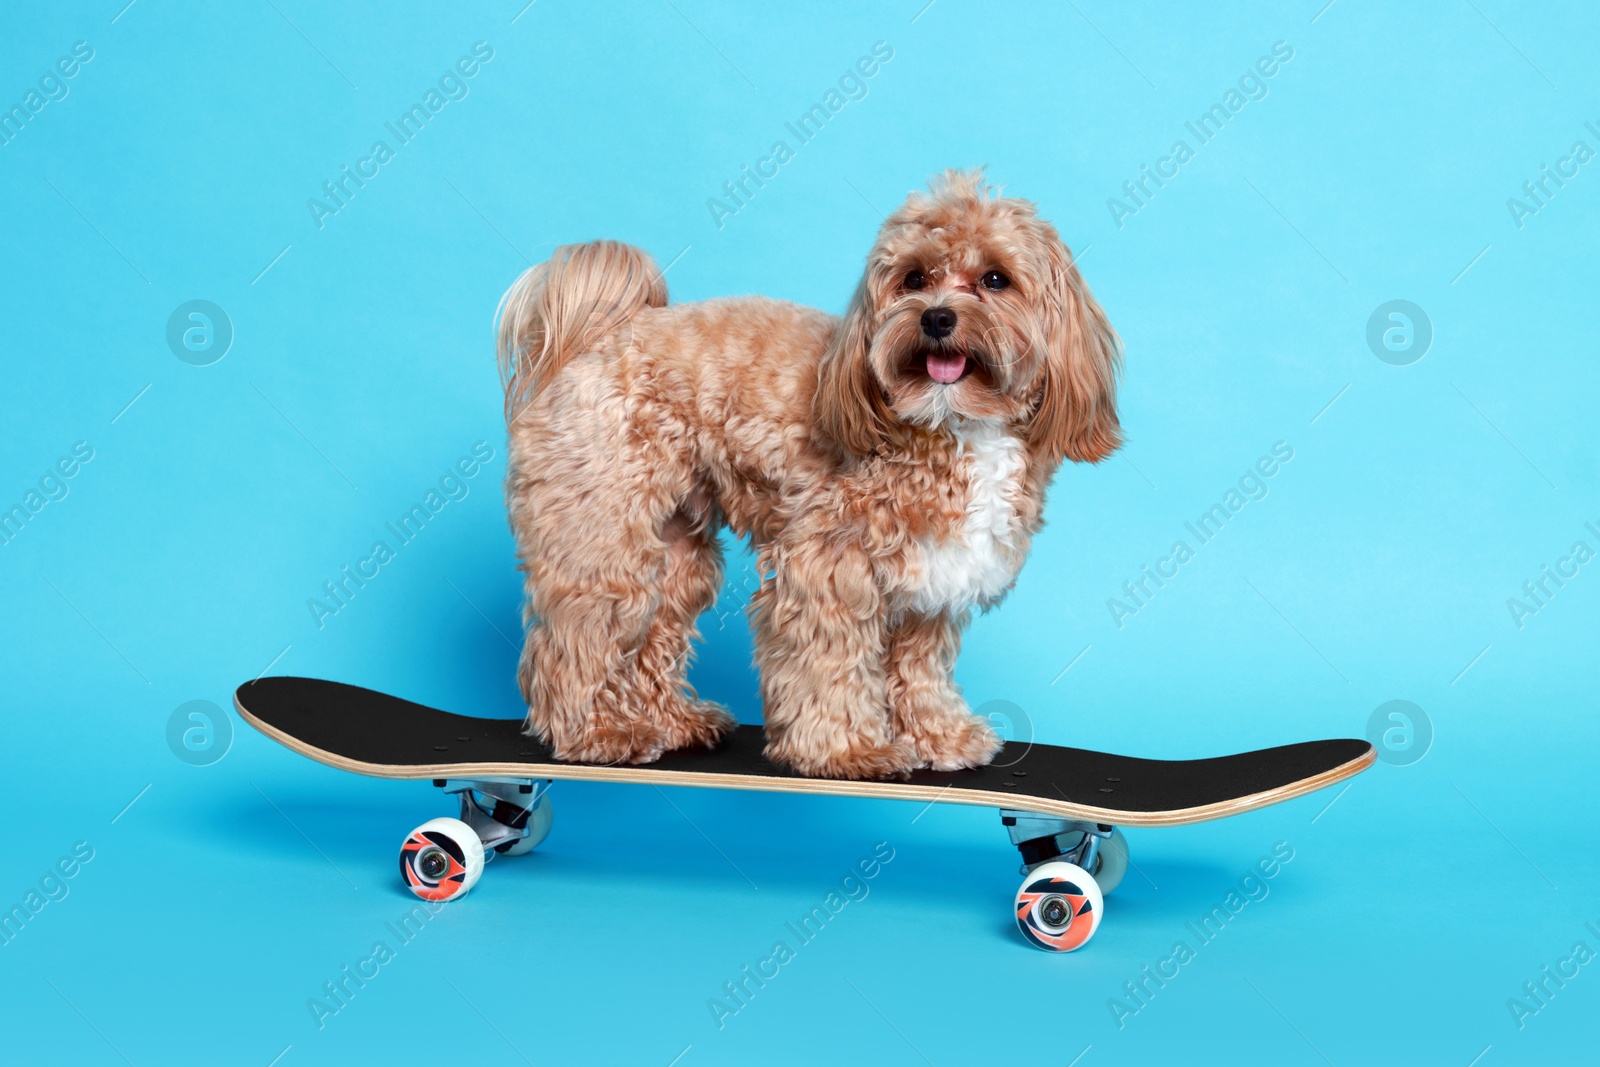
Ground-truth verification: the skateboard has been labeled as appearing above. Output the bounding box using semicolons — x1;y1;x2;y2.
234;676;1375;952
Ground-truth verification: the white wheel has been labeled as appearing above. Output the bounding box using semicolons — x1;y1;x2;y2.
1092;828;1129;895
495;795;554;857
399;817;484;901
1015;861;1103;952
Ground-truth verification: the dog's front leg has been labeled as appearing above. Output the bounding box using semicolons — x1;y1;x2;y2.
886;611;1001;771
750;537;916;780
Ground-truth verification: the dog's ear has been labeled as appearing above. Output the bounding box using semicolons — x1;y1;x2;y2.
1029;235;1123;465
816;276;892;458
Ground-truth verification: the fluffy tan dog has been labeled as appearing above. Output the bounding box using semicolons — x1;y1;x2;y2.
496;171;1121;779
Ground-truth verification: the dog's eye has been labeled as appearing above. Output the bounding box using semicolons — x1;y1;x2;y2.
903;270;926;291
980;270;1010;291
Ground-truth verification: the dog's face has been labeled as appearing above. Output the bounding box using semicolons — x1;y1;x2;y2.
818;171;1122;466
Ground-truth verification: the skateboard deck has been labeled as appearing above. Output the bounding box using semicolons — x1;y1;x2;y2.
235;676;1374;951
235;676;1373;827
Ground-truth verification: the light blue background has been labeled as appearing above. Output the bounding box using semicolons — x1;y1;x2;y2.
3;1;1596;1063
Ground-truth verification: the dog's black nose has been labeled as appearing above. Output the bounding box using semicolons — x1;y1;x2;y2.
920;306;957;339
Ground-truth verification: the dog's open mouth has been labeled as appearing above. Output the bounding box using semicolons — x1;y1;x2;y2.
923;351;972;384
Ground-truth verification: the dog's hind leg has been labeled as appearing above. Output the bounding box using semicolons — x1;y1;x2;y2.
516;526;671;764
615;505;736;753
511;443;684;764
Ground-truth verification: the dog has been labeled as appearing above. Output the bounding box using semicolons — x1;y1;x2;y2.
495;170;1121;779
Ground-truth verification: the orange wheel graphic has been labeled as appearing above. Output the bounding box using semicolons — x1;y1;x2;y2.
399;817;484;901
1015;861;1103;952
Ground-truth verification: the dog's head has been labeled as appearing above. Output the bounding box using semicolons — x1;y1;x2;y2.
817;170;1122;465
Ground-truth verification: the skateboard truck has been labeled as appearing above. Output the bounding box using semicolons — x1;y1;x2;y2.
1001;810;1117;874
433;778;554;855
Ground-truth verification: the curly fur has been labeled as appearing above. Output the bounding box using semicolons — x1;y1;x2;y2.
497;170;1121;779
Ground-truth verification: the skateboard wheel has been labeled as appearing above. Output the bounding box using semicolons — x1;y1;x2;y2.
400;817;484;901
1093;828;1129;895
495;795;554;857
1015;861;1102;952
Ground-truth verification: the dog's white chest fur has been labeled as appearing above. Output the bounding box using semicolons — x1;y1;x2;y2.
908;422;1027;615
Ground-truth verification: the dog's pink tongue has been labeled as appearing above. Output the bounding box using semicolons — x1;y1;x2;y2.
926;352;967;384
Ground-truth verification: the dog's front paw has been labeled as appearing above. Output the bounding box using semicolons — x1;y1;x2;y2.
544;718;669;766
656;698;737;753
902;710;1001;772
765;734;918;781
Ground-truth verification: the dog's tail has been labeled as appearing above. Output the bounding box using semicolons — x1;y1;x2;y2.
496;240;666;419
